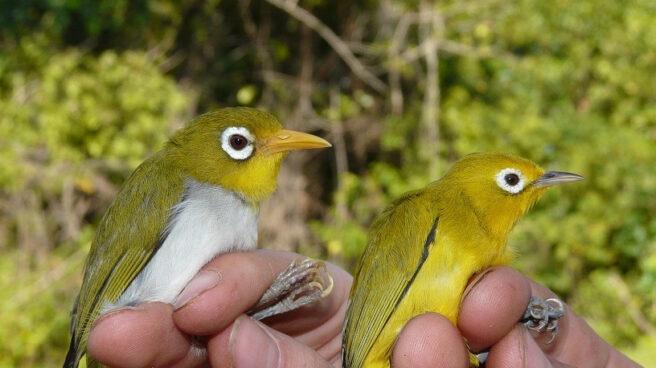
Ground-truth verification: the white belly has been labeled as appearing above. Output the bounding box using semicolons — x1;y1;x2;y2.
109;179;258;310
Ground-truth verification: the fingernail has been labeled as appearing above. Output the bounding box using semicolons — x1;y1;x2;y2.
93;305;143;327
230;316;279;368
173;269;222;309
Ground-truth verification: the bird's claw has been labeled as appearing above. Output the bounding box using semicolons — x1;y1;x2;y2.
521;296;565;344
248;258;334;320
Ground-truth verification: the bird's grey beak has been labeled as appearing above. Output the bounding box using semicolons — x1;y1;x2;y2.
532;171;584;188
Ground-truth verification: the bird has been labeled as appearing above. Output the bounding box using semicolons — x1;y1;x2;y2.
342;152;584;368
64;107;333;368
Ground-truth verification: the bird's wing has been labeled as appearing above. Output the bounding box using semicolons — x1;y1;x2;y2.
342;190;439;368
64;153;185;368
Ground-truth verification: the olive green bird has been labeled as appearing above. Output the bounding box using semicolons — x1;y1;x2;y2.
64;107;333;368
342;152;584;367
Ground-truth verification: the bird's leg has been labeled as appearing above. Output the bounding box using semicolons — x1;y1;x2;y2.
248;258;334;320
521;296;565;344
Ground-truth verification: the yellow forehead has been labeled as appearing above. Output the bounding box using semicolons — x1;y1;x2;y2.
193;107;283;139
449;152;545;184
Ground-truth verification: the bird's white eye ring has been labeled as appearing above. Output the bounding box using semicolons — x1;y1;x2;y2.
221;127;254;160
495;168;526;194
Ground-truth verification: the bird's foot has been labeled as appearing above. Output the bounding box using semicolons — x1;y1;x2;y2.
468;351;483;367
248;258;334;320
521;296;565;344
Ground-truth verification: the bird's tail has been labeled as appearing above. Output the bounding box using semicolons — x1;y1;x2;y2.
63;342;101;368
62;334;79;368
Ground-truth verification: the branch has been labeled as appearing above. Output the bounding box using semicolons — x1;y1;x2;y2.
265;0;387;93
239;0;276;105
401;38;514;62
387;12;415;114
296;23;314;116
329;86;350;221
440;0;506;18
419;1;441;180
608;272;656;339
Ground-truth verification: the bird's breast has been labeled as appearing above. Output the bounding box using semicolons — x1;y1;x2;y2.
111;179;259;310
364;236;492;366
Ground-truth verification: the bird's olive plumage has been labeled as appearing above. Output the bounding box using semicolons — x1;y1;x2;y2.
167;109;283;202
66;149;182;367
64;107;330;368
342;152;583;368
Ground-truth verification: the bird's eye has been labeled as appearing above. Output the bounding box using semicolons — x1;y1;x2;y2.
221;127;254;160
495;168;525;194
504;173;520;186
229;134;248;150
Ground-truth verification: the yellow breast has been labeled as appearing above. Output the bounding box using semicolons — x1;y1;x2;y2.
362;230;510;367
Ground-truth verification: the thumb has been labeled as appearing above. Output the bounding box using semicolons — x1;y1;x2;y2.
209;315;332;368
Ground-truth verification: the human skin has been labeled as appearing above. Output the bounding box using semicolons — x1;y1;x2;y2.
86;250;641;368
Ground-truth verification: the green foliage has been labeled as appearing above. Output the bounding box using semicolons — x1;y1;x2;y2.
0;32;189;367
0;37;188;182
1;0;655;366
0;240;89;368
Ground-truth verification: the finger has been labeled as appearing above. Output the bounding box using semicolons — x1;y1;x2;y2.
485;325;576;368
458;266;532;352
173;249;351;349
392;313;469;368
207;315;332;368
87;302;204;368
173;251;272;335
526;280;640;368
459;267;640;368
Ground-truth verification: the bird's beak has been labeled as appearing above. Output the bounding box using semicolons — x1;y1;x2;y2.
532;171;585;188
257;129;332;155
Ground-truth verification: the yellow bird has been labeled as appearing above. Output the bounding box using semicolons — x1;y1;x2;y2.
342;152;583;367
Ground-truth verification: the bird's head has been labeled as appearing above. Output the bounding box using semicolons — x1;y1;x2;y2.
442;152;583;240
168;107;331;203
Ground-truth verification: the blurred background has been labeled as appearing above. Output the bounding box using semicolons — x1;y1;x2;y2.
1;0;655;366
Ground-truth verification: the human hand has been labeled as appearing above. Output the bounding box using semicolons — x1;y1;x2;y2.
87;256;640;368
87;249;352;367
391;266;642;368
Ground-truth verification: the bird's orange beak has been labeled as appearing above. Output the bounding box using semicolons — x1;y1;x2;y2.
257;129;331;155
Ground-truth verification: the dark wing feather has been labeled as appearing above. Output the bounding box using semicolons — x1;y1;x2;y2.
342;190;439;368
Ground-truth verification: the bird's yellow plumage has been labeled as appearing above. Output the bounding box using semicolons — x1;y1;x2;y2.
342;152;583;368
